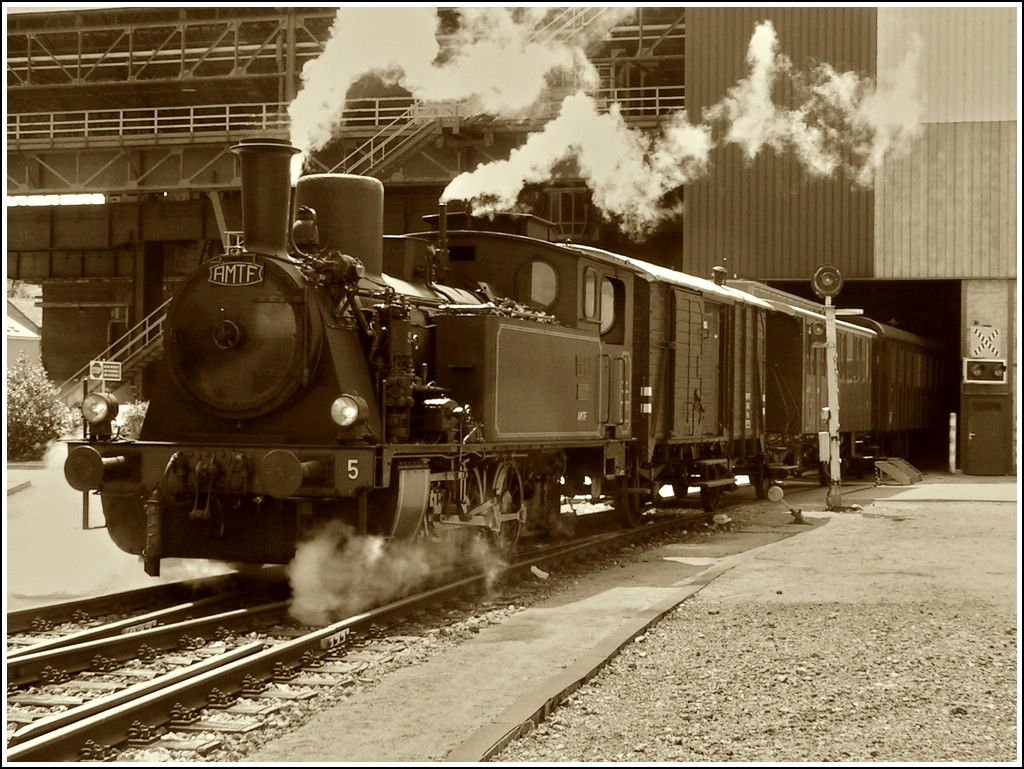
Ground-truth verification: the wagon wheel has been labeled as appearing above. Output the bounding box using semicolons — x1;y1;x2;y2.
700;484;723;513
699;465;726;513
480;462;524;553
615;459;647;528
750;460;773;500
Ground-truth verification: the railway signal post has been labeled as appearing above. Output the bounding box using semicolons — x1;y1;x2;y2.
822;294;843;508
812;265;850;511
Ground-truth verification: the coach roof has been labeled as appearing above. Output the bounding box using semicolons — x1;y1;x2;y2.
565;244;774;310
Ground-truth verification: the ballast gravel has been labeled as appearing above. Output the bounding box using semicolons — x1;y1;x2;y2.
494;598;1016;763
495;500;1018;763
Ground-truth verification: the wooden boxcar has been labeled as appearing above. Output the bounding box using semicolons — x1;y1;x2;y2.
573;248;774;507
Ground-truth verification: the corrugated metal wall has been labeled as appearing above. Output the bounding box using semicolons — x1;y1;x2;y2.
682;7;877;281
874;7;1017;279
875;122;1017;278
878;7;1017;124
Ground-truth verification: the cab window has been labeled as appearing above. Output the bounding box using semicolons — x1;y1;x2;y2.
516;259;558;308
600;276;625;344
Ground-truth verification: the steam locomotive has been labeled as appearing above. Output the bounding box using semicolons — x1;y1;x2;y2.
64;137;946;577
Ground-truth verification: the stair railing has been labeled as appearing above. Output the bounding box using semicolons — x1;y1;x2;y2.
58;297;173;405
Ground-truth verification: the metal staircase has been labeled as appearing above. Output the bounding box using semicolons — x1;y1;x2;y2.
57;297;171;408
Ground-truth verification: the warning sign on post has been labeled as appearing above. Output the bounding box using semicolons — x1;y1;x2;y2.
88;360;123;381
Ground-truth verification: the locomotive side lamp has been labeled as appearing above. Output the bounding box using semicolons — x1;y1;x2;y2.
81;392;120;439
331;393;369;427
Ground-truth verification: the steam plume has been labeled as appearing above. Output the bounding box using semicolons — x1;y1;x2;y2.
288;7;628;173
288;520;503;626
706;20;924;186
441;92;712;240
289;12;923;241
443;20;924;239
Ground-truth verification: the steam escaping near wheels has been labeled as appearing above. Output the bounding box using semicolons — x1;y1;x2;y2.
286;521;506;626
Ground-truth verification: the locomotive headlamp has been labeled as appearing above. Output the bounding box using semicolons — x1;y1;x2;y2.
82;392;119;425
80;392;120;440
331;394;369;427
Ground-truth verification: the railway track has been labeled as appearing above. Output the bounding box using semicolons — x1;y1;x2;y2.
6;511;702;762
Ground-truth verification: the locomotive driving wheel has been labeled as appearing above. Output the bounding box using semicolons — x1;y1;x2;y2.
491;462;525;552
466;461;524;553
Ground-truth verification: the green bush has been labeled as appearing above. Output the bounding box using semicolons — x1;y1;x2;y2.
115;400;149;440
6;354;77;462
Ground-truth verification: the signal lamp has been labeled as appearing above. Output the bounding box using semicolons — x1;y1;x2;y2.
331;394;368;427
963;359;1007;384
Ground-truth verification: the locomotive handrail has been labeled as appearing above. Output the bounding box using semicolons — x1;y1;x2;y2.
57;297;173;405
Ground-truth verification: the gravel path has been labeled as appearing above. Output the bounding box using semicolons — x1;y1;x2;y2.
494;500;1018;763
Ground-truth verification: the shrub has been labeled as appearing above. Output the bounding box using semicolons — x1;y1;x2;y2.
6;354;77;462
114;400;149;440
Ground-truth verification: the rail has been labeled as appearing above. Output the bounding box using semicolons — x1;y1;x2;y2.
57;297;172;405
7;87;685;147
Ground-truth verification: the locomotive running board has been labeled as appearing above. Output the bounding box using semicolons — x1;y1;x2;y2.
874;458;923;486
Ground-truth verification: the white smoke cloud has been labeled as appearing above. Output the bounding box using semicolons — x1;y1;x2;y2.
443;20;924;239
705;20;786;162
287;7;623;173
289;12;923;241
442;92;712;240
706;21;924;187
288;7;441;160
287;519;503;626
403;6;599;114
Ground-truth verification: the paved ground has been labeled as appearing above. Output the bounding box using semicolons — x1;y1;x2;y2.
4;449;233;612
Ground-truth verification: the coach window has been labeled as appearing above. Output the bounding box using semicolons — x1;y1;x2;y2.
600;276;625;344
517;259;558;308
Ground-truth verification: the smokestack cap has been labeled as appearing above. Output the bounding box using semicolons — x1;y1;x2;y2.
231;137;301;155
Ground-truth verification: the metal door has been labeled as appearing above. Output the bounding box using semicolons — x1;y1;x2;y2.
962;395;1011;475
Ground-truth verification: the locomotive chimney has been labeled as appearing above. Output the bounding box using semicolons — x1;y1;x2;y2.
231;137;300;256
294;174;384;276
